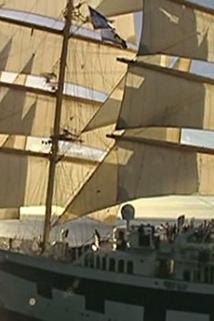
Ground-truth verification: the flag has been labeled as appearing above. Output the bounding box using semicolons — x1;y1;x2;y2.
88;6;111;30
101;29;127;49
88;6;127;49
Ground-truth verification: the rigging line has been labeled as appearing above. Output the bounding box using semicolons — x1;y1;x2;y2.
57;158;92;208
81;73;125;132
66;53;117;149
67;23;127;81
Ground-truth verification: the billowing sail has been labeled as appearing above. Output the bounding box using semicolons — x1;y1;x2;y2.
0;81;107;137
0;3;135;139
57;136;214;223
117;59;214;131
84;77;125;132
84;55;172;132
0;152;48;208
2;0;214;228
66;38;133;93
0;137;105;219
0;0;135;221
0;5;135;81
141;0;214;63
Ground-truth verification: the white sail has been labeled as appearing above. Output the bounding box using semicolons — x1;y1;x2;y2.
117;59;214;131
84;55;172;132
0;152;48;208
0;4;135;140
84;77;125;132
0;18;133;89
91;0;143;16
0;138;105;219
1;0;213;227
1;1;67;20
57;136;214;223
2;0;142;21
141;0;214;63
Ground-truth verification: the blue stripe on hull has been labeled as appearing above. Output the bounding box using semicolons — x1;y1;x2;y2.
0;307;42;321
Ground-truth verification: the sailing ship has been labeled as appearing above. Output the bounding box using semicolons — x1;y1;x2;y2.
1;0;214;320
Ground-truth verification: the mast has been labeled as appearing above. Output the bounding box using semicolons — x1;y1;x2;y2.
42;0;73;249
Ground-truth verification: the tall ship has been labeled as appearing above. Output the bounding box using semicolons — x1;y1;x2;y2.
0;0;214;320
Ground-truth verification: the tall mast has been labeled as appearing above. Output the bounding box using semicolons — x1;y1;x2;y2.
42;0;73;249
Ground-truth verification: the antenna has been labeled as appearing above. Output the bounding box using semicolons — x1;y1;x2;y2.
42;0;73;250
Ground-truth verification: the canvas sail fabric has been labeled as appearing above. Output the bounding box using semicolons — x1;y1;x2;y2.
53;159;98;215
0;0;137;222
0;8;135;138
2;0;141;22
1;1;67;20
57;137;214;223
0;141;102;219
66;38;134;93
0;21;62;76
84;55;172;132
0;19;133;93
92;0;143;16
0;135;27;149
0;4;135;104
141;0;214;63
57;0;214;224
0;85;102;137
117;60;214;131
84;76;125;132
0;152;49;209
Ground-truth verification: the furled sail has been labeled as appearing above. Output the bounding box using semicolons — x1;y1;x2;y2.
57;135;214;223
141;0;214;63
117;59;214;131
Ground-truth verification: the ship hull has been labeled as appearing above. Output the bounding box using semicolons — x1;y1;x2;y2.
0;249;213;321
0;307;42;321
